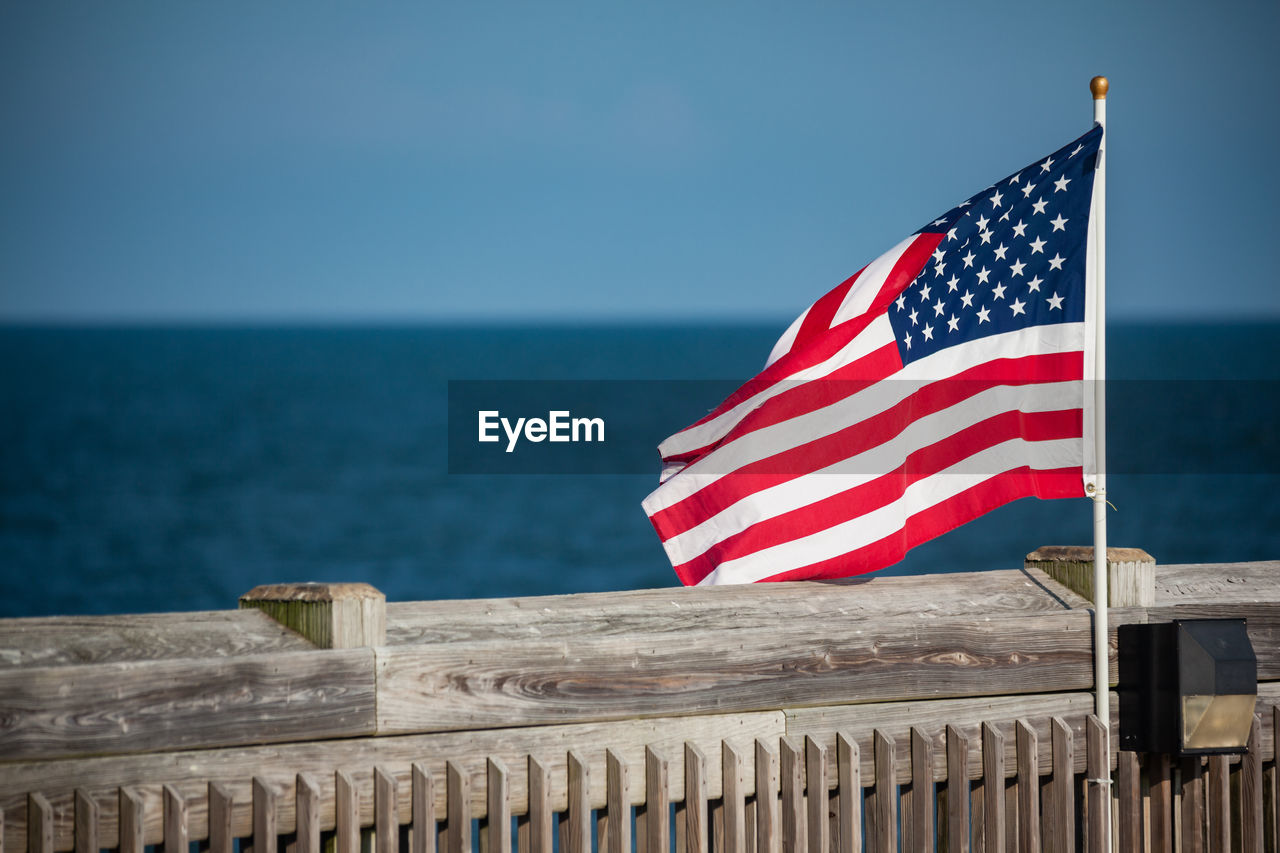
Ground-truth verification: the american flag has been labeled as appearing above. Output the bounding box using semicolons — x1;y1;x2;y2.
644;125;1103;586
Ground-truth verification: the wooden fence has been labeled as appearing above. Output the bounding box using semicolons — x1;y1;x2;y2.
4;555;1280;852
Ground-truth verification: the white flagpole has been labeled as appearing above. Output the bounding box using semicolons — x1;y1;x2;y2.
1089;74;1112;851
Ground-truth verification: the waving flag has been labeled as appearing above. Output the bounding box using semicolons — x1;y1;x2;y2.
644;125;1104;585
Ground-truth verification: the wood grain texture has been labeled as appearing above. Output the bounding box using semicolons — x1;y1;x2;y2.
118;788;143;853
336;771;358;853
753;739;777;853
1014;722;1039;853
209;784;234;853
944;727;969;853
376;612;1096;735
0;649;376;761
779;738;804;853
0;610;314;671
785;691;1119;786
1208;755;1229;853
565;752;590;853
1;711;783;852
71;791;94;853
910;728;934;853
1046;718;1074;853
871;732;895;853
71;788;93;853
480;760;507;853
412;765;435;853
384;571;1080;645
163;785;187;853
980;724;1004;853
1154;561;1280;606
682;743;707;853
28;793;52;853
252;777;277;853
1182;756;1205;853
834;734;858;853
722;743;745;853
802;738;825;853
1242;716;1263;853
240;583;386;650
605;750;629;853
1115;752;1139;853
296;776;320;853
445;763;470;853
377;768;399;853
1148;753;1172;853
523;757;551;853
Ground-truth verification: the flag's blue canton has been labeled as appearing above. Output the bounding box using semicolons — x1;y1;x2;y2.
888;125;1102;365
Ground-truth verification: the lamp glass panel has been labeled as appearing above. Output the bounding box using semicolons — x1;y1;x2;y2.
1182;694;1257;750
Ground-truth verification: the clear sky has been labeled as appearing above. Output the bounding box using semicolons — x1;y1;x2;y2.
2;2;1277;323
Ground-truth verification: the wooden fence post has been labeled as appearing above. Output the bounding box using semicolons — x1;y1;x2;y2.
240;582;386;648
1024;546;1155;607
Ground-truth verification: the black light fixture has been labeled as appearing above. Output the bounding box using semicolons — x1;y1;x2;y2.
1119;619;1258;755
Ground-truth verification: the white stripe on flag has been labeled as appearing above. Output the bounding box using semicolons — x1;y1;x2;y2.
830;234;920;327
658;379;1083;568
644;321;1083;514
658;313;897;461
765;306;809;368
696;436;1084;585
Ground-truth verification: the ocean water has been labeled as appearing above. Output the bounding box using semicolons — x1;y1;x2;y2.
1;322;1278;618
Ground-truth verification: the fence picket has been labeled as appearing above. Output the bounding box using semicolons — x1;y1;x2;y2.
414;763;437;853
1015;721;1040;853
567;751;591;853
1243;715;1264;853
724;743;746;853
835;734;860;853
1271;707;1280;853
1182;757;1205;853
804;737;827;853
28;793;52;853
980;724;1004;853
755;739;779;853
1149;754;1172;853
378;767;401;853
945;726;969;853
482;760;509;853
1045;718;1074;853
606;749;630;853
780;737;805;853
447;762;471;853
164;785;188;853
72;790;96;853
1116;752;1140;853
526;757;553;853
119;788;145;853
683;743;709;853
296;775;320;853
1208;756;1229;853
872;731;897;853
910;729;934;853
644;748;669;853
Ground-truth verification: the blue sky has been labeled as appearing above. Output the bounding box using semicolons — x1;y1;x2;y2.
2;2;1277;323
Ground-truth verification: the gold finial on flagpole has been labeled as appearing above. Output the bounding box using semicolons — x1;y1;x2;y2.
1090;76;1109;100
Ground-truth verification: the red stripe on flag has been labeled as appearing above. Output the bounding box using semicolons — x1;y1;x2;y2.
669;408;1083;585
649;351;1082;541
700;465;1084;585
679;233;940;434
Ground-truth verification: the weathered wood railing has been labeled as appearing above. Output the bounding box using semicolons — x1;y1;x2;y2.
3;554;1279;852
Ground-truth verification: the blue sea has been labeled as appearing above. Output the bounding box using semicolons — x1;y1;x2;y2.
1;322;1278;618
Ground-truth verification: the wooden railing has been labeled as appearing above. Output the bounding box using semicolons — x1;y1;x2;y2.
3;554;1279;852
